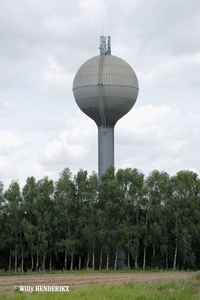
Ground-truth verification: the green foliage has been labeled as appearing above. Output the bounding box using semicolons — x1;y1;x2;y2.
1;167;200;271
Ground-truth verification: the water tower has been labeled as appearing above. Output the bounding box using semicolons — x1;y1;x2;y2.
73;36;139;180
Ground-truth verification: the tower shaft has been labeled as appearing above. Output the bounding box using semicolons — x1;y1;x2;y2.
98;126;114;180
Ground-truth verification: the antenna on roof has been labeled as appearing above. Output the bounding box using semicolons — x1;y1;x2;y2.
99;36;111;55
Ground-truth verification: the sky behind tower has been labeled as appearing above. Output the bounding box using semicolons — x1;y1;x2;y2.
0;0;200;188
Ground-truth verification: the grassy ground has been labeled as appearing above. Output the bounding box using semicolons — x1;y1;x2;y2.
0;268;189;276
0;274;200;300
0;269;161;276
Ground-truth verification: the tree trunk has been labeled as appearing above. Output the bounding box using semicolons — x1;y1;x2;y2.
106;252;109;270
135;255;138;268
20;233;24;272
143;247;146;270
173;244;178;270
127;252;130;269
9;248;12;272
152;244;155;268
86;253;90;269
92;247;95;270
36;254;39;271
70;253;73;271
79;256;81;270
64;250;67;270
21;246;24;272
114;250;118;270
15;245;17;272
31;253;34;272
166;251;168;270
99;249;102;271
42;254;45;270
49;257;52;271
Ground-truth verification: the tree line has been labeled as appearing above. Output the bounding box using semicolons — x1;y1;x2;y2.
0;167;200;271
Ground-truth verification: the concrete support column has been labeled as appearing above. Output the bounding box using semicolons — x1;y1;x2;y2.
98;126;114;180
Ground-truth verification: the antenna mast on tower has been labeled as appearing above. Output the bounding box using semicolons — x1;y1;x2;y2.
99;36;111;55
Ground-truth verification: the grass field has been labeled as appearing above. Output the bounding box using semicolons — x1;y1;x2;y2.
0;271;199;299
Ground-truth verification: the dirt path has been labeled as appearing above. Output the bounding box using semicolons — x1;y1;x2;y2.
0;272;193;294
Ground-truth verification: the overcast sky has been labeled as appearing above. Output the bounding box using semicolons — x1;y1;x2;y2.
0;0;200;188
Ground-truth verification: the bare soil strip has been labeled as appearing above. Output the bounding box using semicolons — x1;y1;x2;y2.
0;272;193;294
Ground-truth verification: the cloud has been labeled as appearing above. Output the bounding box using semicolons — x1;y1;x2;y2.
0;102;11;116
38;139;87;165
116;104;200;175
0;156;9;169
37;118;97;173
0;131;22;148
0;0;200;188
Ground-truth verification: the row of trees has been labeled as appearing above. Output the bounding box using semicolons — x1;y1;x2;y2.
0;167;200;271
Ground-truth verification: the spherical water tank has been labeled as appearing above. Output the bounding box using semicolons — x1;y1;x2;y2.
73;55;139;127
